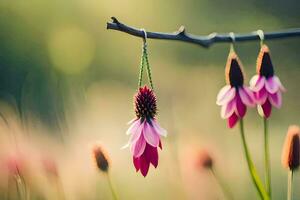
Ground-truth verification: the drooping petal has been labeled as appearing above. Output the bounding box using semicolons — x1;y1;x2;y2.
235;94;246;118
131;134;146;158
273;76;286;92
144;144;158;168
139;154;150;177
261;100;272;118
265;76;280;94
254;87;268;105
159;140;162;150
268;92;282;108
221;98;236;119
129;120;145;144
126;119;141;135
239;87;255;107
152;120;167;137
150;148;158;168
216;86;236;105
127;118;138;125
250;75;265;92
228;113;239;128
143;122;160;147
133;157;140;171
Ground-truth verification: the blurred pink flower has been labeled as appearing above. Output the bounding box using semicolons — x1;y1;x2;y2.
249;45;285;118
124;86;167;177
216;52;255;128
42;157;59;177
4;154;24;176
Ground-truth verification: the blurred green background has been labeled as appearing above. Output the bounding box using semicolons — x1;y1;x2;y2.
0;0;300;199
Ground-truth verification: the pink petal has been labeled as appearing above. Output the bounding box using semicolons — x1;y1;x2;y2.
250;75;265;92
265;76;280;94
235;94;246;118
131;134;146;158
133;157;140;171
239;87;255;107
273;76;286;92
152;120;167;137
129;121;145;144
139;154;150;177
254;87;268;105
221;98;236;119
216;86;236;106
143;122;160;147
126;119;141;135
144;144;158;168
268;92;282;108
228;113;239;128
261;100;272;118
159;140;162;150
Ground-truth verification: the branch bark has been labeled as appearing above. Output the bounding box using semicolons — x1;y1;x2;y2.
106;17;300;48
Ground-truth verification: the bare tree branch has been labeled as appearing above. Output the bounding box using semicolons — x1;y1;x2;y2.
106;17;300;48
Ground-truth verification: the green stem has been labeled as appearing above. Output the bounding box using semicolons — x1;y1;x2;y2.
287;170;293;200
263;118;272;198
138;46;145;88
143;47;154;90
239;119;269;200
107;173;118;200
210;168;234;200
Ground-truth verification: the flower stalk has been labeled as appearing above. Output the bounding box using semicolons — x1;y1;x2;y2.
263;118;272;198
287;170;293;200
239;119;269;200
210;168;234;200
107;173;118;200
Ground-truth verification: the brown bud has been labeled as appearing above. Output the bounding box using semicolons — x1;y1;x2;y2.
196;150;213;170
92;144;110;172
282;125;300;170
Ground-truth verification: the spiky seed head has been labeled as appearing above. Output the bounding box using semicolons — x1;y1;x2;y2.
134;85;157;120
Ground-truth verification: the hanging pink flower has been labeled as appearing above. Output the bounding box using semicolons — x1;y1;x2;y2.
124;86;167;177
216;52;255;128
249;45;285;118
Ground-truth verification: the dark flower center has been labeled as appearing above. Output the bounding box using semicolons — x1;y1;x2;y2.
226;53;244;87
134;86;157;120
257;45;274;78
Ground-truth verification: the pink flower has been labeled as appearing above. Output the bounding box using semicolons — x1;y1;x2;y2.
124;86;167;177
249;45;285;118
216;52;255;128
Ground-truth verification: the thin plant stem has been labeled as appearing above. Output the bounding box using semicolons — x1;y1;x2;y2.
210;167;234;200
55;177;66;200
138;45;145;88
287;170;293;200
263;118;272;198
107;173;118;200
239;119;269;200
143;46;154;90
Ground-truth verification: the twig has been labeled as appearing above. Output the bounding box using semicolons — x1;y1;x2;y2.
106;17;300;48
